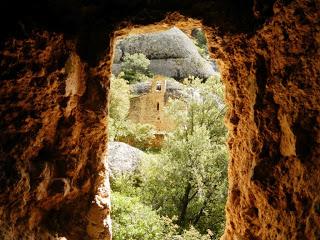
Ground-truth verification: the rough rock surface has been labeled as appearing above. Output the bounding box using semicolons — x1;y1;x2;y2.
112;27;216;79
107;142;144;176
114;27;199;61
216;2;320;239
0;0;319;240
0;32;111;239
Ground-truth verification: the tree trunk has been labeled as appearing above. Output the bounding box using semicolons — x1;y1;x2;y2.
179;182;192;227
193;202;206;225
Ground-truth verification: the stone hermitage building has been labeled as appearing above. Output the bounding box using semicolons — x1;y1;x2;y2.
128;75;177;133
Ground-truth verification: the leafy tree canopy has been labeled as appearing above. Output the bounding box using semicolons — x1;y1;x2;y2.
120;53;153;83
138;76;227;236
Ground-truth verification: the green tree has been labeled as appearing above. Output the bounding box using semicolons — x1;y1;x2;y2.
139;76;228;237
112;192;167;240
109;74;227;239
191;28;209;59
120;53;152;83
109;73;130;141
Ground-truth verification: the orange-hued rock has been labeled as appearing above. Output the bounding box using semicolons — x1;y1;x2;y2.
0;0;319;239
0;32;111;239
214;2;320;239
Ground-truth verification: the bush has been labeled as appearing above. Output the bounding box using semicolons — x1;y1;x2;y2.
191;28;209;59
109;74;130;141
181;226;211;240
120;53;152;83
109;73;130;121
116;122;156;150
111;192;176;240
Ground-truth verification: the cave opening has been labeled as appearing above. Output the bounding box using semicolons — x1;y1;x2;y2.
107;19;228;240
0;1;318;239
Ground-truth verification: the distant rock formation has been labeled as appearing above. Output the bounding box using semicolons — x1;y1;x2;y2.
107;141;144;176
112;27;216;79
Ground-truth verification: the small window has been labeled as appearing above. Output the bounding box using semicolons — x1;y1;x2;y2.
156;82;161;91
157;102;160;111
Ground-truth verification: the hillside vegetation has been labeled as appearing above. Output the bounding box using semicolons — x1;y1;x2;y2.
109;29;227;240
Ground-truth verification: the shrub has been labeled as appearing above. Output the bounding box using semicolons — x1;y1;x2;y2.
191;28;209;59
109;74;130;141
120;53;152;83
181;226;211;240
117;122;156;149
112;192;173;240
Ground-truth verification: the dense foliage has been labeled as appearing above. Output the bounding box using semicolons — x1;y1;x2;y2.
111;192;166;240
110;29;227;240
120;53;153;83
191;28;209;59
140;76;227;237
112;190;212;240
110;75;227;239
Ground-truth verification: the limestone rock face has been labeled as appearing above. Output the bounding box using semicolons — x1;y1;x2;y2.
114;27;199;61
217;2;320;239
112;27;216;79
148;57;215;80
107;142;144;176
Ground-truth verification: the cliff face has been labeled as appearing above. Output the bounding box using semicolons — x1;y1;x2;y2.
0;0;319;239
0;32;111;239
213;1;320;239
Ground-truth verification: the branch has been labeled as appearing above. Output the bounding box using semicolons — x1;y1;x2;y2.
188;189;198;202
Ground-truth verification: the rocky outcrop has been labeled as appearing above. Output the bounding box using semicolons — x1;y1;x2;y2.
114;27;199;60
112;27;216;79
214;2;320;239
107;142;144;176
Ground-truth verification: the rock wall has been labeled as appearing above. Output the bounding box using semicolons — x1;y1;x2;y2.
216;1;320;239
0;32;111;239
0;0;319;239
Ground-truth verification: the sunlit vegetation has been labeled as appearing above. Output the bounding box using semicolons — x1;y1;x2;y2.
109;29;227;240
121;53;153;83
